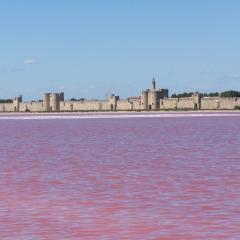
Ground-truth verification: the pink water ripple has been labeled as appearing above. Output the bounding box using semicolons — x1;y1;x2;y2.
0;115;240;239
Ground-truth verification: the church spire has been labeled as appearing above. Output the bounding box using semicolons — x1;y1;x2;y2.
152;77;156;90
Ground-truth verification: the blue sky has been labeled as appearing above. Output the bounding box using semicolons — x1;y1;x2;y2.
0;0;240;100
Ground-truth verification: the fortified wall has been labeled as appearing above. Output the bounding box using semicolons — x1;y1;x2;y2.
0;79;240;112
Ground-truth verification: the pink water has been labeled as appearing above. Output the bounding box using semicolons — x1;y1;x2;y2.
0;114;240;239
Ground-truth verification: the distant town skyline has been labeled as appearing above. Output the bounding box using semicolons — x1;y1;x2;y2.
1;0;240;100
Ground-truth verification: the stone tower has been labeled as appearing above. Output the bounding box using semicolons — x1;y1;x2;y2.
141;90;148;110
51;93;60;111
43;92;63;111
109;94;118;111
43;93;51;111
13;95;22;112
148;90;158;110
140;78;169;110
192;93;201;110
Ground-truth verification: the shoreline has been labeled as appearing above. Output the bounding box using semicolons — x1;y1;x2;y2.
0;109;240;114
0;110;240;119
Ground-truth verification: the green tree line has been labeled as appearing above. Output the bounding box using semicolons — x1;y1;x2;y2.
171;91;240;98
70;98;85;101
0;99;13;103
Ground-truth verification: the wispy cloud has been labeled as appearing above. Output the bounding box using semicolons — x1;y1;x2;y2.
10;67;24;72
0;68;8;73
24;58;38;65
220;74;240;81
0;67;24;73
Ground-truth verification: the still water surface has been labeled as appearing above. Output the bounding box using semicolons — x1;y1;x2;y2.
0;114;240;239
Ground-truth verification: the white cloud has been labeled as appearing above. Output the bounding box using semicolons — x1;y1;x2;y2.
24;58;37;65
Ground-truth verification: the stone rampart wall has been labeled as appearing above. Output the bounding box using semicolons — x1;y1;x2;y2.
0;103;14;112
235;98;240;108
60;100;110;111
117;100;131;110
1;97;240;112
177;97;194;109
19;102;44;112
201;97;219;110
132;99;141;111
219;98;236;109
160;98;177;110
117;99;141;111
